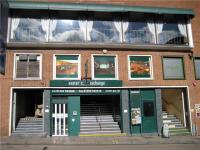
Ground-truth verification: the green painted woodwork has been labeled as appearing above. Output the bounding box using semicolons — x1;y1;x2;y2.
130;90;141;134
68;96;80;136
141;89;157;133
129;89;157;135
8;1;195;16
50;80;123;87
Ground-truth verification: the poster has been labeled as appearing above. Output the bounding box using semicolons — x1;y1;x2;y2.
195;104;200;118
56;55;79;78
94;56;116;78
131;108;141;125
129;56;151;79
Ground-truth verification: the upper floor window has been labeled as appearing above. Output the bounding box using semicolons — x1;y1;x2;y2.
123;13;155;44
53;54;81;80
157;15;188;45
92;55;118;80
128;55;153;80
9;11;191;47
88;12;121;43
194;57;200;80
50;11;86;43
10;18;48;42
14;54;42;79
162;57;185;80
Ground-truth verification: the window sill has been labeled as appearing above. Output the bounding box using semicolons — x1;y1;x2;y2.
7;42;193;51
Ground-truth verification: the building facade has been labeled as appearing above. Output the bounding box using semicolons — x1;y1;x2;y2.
0;0;200;137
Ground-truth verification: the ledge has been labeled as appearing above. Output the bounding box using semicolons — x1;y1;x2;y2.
6;42;193;52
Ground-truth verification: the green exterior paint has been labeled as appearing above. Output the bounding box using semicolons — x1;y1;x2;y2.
129;89;157;135
8;1;195;16
51;89;121;95
50;80;123;87
68;96;80;136
130;90;141;134
141;89;157;134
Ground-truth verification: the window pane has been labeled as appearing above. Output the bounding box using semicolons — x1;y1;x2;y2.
50;20;85;42
15;54;41;79
16;60;28;78
163;57;184;79
93;56;116;78
143;101;154;117
157;15;188;45
194;58;200;79
129;56;152;79
123;13;155;44
56;55;79;79
28;59;40;77
89;21;120;43
10;18;48;42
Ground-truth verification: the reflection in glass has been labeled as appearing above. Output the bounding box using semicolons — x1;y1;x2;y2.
124;22;155;44
89;21;121;43
11;18;47;42
157;15;188;45
50;20;86;42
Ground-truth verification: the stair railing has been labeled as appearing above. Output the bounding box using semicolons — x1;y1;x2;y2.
98;105;102;130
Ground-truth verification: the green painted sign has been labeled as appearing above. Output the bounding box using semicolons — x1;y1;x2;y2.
51;89;121;94
50;80;123;87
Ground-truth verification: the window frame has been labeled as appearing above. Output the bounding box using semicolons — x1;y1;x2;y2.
13;53;42;80
194;57;200;80
53;54;81;80
162;56;185;80
91;54;118;80
128;55;153;80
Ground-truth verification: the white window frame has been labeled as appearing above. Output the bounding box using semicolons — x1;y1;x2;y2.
91;54;119;80
128;55;153;80
53;54;81;80
13;53;42;80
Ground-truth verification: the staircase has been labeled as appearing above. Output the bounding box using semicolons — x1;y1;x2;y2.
162;111;191;136
80;104;121;135
12;117;45;136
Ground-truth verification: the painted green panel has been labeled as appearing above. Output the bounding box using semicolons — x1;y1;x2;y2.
130;90;141;134
56;55;78;60
68;96;80;136
50;80;123;87
8;1;195;16
141;89;157;134
141;89;155;100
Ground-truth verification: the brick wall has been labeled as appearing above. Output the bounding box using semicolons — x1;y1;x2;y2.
0;0;200;136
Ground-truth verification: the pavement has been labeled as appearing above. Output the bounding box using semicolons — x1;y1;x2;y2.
0;135;200;145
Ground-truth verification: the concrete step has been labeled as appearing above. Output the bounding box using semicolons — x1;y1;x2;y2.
80;130;121;134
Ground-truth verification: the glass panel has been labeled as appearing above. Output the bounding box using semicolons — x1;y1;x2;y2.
143;101;154;117
157;15;188;45
56;55;79;79
94;56;116;78
194;58;200;79
50;19;86;42
89;20;120;43
10;18;48;42
129;56;152;79
163;57;184;79
123;13;155;44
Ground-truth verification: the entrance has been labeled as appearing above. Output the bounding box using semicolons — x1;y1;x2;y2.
130;89;157;135
80;95;121;135
52;103;68;136
161;88;191;136
12;89;44;135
